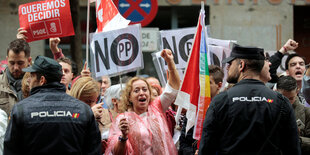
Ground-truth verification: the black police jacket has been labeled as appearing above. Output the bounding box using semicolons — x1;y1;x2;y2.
199;79;301;155
4;82;101;155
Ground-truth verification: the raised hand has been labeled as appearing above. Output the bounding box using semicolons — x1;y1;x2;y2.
160;49;174;63
49;37;61;54
280;39;298;54
160;49;180;90
16;28;28;40
81;61;91;77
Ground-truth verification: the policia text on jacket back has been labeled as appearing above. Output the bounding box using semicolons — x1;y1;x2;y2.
199;44;301;155
3;56;101;155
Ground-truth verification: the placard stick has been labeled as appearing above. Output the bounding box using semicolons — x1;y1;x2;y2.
85;0;91;68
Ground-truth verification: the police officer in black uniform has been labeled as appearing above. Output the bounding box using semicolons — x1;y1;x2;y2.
4;56;101;155
198;44;301;155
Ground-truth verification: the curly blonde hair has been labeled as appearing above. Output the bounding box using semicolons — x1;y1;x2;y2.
120;77;154;111
70;77;100;101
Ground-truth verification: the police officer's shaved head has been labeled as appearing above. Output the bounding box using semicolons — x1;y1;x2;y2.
241;59;265;74
224;44;266;83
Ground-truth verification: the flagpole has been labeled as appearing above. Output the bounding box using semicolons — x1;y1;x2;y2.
173;1;205;136
175;106;182;125
86;0;91;68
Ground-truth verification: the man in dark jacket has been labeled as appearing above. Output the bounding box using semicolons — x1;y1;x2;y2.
277;76;310;154
0;39;32;116
199;44;301;155
4;56;101;155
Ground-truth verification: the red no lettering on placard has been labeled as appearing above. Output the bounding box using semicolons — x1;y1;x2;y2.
18;0;75;42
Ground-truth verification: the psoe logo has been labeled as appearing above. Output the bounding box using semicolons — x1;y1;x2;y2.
232;96;273;103
31;111;80;118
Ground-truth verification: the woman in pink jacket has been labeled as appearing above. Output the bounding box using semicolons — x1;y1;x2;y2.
105;49;180;155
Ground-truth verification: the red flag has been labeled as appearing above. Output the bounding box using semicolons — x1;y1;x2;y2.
95;0;130;32
174;4;211;142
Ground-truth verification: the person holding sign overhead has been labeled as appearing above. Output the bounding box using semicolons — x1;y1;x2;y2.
105;49;180;155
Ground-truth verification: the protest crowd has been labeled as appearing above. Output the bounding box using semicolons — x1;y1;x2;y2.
1;1;310;155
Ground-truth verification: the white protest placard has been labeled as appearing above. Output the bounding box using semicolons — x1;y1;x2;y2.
209;45;224;67
151;51;167;86
90;24;143;78
208;37;233;49
156;27;236;85
208;45;233;91
160;27;196;69
151;51;185;87
160;27;235;70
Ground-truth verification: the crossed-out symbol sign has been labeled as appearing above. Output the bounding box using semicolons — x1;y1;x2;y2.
114;0;158;26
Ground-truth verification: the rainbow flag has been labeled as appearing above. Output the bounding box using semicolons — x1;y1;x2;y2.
193;14;211;140
174;4;211;141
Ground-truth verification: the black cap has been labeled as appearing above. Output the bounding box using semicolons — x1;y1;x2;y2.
23;56;63;81
222;44;265;63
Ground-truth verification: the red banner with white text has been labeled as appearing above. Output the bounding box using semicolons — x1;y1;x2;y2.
18;0;75;42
